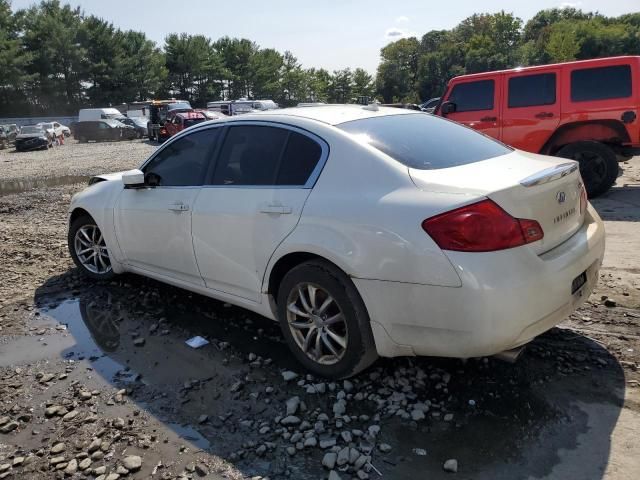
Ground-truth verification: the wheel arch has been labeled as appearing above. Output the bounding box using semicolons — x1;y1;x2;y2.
540;120;630;155
69;207;93;226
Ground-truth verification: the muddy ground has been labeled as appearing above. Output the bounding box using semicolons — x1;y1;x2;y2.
0;141;639;480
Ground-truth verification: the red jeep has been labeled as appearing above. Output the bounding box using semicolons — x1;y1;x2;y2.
436;56;640;197
162;111;208;140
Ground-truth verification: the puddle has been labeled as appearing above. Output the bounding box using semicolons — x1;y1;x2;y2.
0;175;89;196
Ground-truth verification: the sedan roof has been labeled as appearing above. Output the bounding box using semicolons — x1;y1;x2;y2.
248;104;417;126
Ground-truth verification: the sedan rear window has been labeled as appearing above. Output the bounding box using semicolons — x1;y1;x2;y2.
338;113;511;170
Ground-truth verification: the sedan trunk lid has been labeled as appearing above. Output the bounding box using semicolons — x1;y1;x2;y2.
409;150;586;254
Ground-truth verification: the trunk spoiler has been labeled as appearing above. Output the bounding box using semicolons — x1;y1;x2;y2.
520;162;578;187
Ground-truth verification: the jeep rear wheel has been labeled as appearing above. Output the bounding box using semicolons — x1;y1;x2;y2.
556;141;618;198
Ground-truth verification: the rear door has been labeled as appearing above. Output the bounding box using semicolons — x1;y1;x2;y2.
501;70;561;151
442;77;502;139
192;122;328;302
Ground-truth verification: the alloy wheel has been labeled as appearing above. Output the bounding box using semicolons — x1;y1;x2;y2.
286;283;348;365
74;224;112;275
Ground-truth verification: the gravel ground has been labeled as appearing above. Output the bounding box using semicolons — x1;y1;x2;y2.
0;142;639;480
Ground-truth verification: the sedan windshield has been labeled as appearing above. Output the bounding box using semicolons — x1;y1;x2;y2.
20;126;44;135
338;113;512;170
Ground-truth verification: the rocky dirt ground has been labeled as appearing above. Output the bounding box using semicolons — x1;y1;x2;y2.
0;141;639;480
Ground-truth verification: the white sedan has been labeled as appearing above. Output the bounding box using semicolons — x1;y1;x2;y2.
67;105;605;378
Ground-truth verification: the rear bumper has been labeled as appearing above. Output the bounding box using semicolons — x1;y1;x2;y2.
355;204;605;358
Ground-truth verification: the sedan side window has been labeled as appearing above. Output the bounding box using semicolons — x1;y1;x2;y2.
276;132;323;185
143;129;219;186
211;126;288;186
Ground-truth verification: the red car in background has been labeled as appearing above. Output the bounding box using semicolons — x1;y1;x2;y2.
160;111;209;141
436;56;640;197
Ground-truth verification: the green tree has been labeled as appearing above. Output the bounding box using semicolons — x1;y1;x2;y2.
376;37;420;103
545;22;580;62
0;0;32;114
352;68;374;100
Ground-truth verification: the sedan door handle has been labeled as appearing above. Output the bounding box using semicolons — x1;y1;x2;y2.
168;202;189;212
480;116;497;122
260;205;292;215
535;112;554;119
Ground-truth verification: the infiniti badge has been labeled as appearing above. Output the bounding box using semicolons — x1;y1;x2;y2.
556;191;566;204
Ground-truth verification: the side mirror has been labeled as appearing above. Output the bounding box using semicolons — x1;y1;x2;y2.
440;101;456;115
144;172;161;187
122;169;145;188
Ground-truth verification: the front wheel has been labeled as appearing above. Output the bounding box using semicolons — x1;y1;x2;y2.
277;260;377;379
556;141;618;198
68;215;115;280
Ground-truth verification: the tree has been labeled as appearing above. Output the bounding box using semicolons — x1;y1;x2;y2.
0;0;32;114
545;22;580;62
376;37;420;103
328;68;353;103
352;68;374;100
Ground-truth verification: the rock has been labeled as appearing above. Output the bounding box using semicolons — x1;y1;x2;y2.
286;446;296;456
333;400;346;416
62;410;78;422
50;456;66;465
340;431;353;443
122;455;142;472
319;437;337;449
256;444;267;456
12;457;25;467
343;380;354;392
88;438;102;453
230;381;243;392
94;466;107;475
78;390;92;401
0;417;9;426
443;459;458;473
378;443;392;453
116;465;129;475
444;413;454;422
78;458;92;470
349;448;360;464
0;465;9;473
45;406;60;417
337;447;350;466
468;400;476;407
282;371;298;382
303;436;317;447
0;421;18;433
65;459;78;474
354;455;369;470
411;410;425;421
413;448;427;456
51;442;66;454
106;474;120;480
195;464;209;476
328;470;342;480
322;452;337;469
280;415;301;426
356;471;369;479
286;396;300;415
197;415;208;424
133;337;145;346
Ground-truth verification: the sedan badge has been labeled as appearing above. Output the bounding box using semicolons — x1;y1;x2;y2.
556;191;566;204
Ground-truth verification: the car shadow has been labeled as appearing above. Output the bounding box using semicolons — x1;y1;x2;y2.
590;183;640;222
31;270;626;480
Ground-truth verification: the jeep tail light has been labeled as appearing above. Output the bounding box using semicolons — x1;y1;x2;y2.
422;199;544;252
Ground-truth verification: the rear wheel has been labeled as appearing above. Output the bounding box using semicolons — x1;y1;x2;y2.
277;260;377;379
68;215;115;280
556;141;618;198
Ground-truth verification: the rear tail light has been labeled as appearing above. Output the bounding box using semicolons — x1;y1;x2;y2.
422;199;544;252
579;182;587;214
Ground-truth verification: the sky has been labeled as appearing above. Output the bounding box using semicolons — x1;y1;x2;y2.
10;0;640;73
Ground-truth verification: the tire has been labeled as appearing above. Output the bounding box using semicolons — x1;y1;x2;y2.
277;260;378;379
68;214;116;281
555;141;619;198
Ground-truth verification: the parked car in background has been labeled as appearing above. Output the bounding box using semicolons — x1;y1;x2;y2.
206;99;276;116
15;125;52;151
37;121;70;139
436;55;640;197
0;124;18;149
73;120;137;143
195;109;221;121
147;99;192;142
117;117;147;138
78;108;123;122
420;97;440;113
162;111;208;140
67;105;604;378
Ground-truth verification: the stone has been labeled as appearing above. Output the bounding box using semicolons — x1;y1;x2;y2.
45;406;60;417
94;466;107;475
62;410;78;422
78;390;92;401
444;413;454;422
50;456;66;465
12;457;25;467
286;446;296;456
64;459;78;474
197;415;208;424
341;431;353;443
106;474;120;480
356;471;369;479
328;471;342;480
122;455;142;472
88;438;102;453
0;465;9;473
286;396;300;415
337;447;350;466
303;436;317;447
333;400;346;416
443;459;458;473
0;421;18;433
282;371;298;382
51;442;66;454
133;337;145;346
230;381;243;392
354;455;369;470
322;452;337;469
411;410;425;421
319;438;337;449
349;448;360;464
0;417;9;426
79;458;92;470
280;415;301;426
195;464;209;476
378;443;392;453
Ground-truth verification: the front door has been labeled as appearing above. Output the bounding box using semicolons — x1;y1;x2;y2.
192;123;327;302
501;69;561;151
442;78;502;139
114;128;219;284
